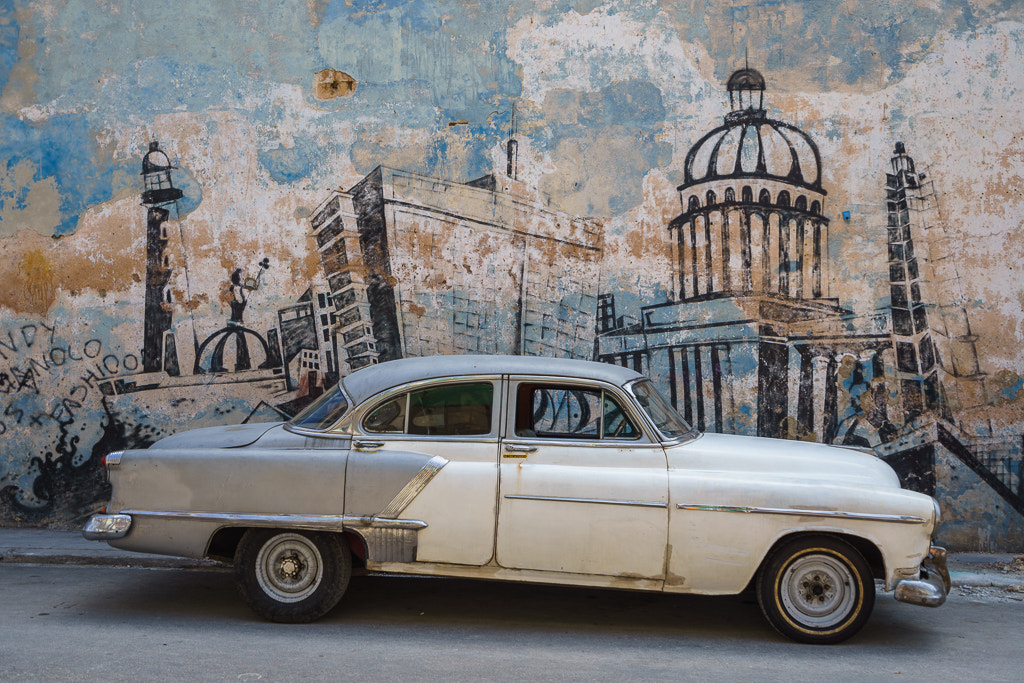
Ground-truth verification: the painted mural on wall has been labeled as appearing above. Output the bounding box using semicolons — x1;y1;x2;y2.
1;1;1022;549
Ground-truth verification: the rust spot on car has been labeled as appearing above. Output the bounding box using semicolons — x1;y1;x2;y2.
665;571;687;587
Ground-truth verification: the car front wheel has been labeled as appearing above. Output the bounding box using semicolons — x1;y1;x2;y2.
756;535;875;644
234;529;351;623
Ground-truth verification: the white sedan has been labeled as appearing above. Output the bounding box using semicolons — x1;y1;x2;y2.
84;355;948;643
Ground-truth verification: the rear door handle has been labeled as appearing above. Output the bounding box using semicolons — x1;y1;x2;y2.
354;440;385;452
504;444;537;453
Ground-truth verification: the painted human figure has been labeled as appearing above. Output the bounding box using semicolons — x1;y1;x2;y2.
229;268;248;325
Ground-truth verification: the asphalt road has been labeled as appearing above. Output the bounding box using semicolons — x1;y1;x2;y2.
2;563;1022;681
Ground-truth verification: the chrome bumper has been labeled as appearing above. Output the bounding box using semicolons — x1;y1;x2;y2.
894;546;950;608
82;514;133;541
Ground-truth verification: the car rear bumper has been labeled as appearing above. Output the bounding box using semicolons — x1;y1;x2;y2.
82;514;133;541
893;546;950;608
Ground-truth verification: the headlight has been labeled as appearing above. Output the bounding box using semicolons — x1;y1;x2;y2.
932;498;942;526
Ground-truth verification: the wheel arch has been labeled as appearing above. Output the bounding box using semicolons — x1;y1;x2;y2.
205;526;367;568
754;531;879;644
753;530;885;586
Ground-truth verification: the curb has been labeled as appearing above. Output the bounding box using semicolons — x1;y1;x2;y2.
0;550;228;570
949;570;1024;590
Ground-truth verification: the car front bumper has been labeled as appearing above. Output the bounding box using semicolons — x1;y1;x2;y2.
82;513;133;541
893;546;950;608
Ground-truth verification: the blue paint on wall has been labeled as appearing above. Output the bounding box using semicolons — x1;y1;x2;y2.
0;0;17;94
258;140;325;185
0;114;136;236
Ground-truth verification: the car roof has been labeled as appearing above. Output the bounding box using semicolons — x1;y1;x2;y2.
340;354;644;405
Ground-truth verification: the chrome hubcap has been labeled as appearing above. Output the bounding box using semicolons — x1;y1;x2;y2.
780;554;856;628
255;533;323;603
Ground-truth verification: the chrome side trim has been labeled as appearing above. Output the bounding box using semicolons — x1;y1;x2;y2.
676;504;927;524
378;455;449;519
360;527;418;563
504;494;668;509
121;510;428;531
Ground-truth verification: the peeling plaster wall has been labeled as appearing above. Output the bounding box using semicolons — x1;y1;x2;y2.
1;1;1022;550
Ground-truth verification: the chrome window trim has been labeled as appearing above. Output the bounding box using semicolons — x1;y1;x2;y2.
284;383;356;436
504;375;657;444
503;438;666;450
353;375;503;438
624;378;700;444
504;494;668;509
676;504;927;524
121;510;429;530
355;434;502;446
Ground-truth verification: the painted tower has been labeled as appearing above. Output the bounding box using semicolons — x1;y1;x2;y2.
885;142;987;418
140;141;183;375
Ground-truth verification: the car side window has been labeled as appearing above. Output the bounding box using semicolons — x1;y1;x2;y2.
363;395;406;433
602;393;640;439
514;384;640;440
363;382;493;436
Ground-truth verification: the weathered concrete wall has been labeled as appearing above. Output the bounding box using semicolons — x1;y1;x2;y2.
0;1;1022;549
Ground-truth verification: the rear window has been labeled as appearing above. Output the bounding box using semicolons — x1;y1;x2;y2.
364;382;494;436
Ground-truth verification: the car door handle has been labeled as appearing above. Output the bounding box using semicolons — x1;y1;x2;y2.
354;440;385;452
504;444;537;453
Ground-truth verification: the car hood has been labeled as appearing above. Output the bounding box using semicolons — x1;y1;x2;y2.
669;432;901;489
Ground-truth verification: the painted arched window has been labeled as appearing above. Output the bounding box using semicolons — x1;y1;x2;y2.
795;195;807;211
759;189;772;205
724;187;735;202
688;195;701;211
811;200;821;215
742;186;753;203
777;191;790;207
706;190;717;206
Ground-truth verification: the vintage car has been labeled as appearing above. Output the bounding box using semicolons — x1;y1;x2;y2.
84;355;948;643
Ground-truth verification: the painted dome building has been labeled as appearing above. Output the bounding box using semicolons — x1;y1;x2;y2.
670;67;829;303
598;68;884;440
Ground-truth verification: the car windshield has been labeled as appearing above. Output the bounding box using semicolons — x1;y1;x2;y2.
288;385;350;430
628;379;696;440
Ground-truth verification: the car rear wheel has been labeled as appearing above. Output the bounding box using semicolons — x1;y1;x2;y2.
756;535;875;644
234;529;351;623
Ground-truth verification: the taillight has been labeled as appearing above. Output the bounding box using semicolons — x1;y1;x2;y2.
100;451;124;468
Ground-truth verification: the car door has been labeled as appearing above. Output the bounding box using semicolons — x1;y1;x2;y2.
345;376;501;566
495;377;669;580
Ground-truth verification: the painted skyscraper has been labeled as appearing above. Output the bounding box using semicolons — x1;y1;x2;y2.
310;167;603;373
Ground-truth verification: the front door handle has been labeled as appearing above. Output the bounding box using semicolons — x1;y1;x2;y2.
354;440;385;452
